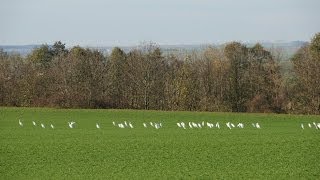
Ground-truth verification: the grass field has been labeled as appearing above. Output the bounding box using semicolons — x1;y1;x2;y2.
0;107;319;179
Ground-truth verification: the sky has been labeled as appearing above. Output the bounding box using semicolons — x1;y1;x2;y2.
1;0;319;46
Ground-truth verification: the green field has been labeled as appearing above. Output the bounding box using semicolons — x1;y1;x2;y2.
0;107;319;179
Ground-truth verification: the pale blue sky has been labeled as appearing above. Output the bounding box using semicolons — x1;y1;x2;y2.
1;0;319;46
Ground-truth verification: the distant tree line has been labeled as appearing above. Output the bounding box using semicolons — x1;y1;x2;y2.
0;33;319;114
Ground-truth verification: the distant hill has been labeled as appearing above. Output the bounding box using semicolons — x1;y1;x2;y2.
0;41;307;59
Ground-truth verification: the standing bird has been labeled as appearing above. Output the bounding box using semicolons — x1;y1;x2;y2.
68;122;75;129
300;123;304;129
226;122;231;129
129;122;134;128
256;123;261;129
18;119;23;127
96;123;100;129
143;123;147;128
308;123;312;128
112;121;116;126
32;121;36;126
313;122;318;129
252;123;256;128
216;122;220;129
41;123;45;128
181;122;186;129
50;124;54;129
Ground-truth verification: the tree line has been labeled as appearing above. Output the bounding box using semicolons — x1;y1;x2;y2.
0;33;319;114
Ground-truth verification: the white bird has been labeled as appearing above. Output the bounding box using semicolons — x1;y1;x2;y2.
118;123;124;128
189;122;193;128
32;121;36;126
113;121;116;126
18;119;23;127
129;122;134;128
192;122;197;128
143;123;147;128
300;123;304;129
50;124;54;129
226;122;231;129
313;122;318;129
202;121;205;126
256;123;261;129
237;123;244;128
96;123;100;129
41;123;45;128
252;123;256;128
197;123;202;128
231;123;235;128
177;122;181;128
308;123;312;128
150;122;154;127
68;122;75;128
216;122;220;129
124;121;128;127
181;122;186;129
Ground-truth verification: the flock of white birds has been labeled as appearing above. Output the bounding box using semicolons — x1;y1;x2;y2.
176;121;253;129
300;122;320;129
17;119;320;130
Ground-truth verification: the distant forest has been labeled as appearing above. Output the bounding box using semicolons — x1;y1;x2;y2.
0;33;319;114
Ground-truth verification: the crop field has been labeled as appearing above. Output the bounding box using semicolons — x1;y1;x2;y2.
0;107;319;179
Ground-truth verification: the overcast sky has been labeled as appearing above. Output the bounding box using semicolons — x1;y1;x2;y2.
1;0;319;46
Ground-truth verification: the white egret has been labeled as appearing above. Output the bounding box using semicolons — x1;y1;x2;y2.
18;119;23;127
181;122;186;129
96;123;100;129
216;122;220;129
252;123;256;128
226;122;231;129
143;123;147;128
313;122;318;129
50;124;54;129
41;123;45;128
113;121;116;126
68;122;75;128
32;121;36;126
256;123;261;129
198;123;202;128
177;122;181;128
192;122;197;128
301;123;304;129
129;122;134;128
